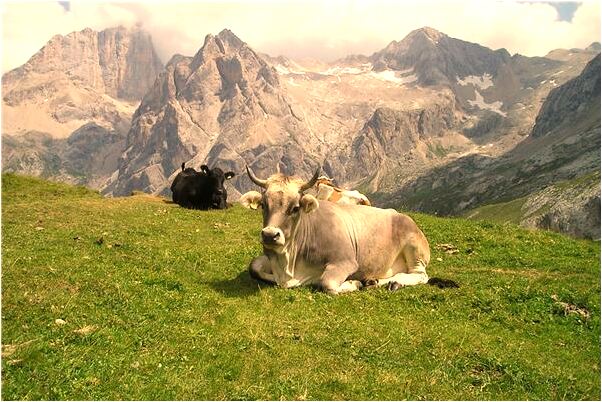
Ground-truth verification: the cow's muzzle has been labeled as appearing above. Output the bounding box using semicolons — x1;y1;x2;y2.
261;227;285;247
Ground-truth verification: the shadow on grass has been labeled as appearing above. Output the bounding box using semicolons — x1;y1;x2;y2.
207;269;273;298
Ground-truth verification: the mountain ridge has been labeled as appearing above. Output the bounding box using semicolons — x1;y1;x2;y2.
2;25;599;238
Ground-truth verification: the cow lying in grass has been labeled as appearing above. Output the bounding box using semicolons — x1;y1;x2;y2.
171;163;235;210
241;167;457;294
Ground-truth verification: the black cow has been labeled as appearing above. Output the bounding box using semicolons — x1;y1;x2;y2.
170;163;235;209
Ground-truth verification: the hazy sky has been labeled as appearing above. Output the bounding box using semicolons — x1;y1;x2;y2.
1;0;600;72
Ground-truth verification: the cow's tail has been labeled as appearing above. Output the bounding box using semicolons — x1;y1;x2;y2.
181;162;185;171
427;277;459;289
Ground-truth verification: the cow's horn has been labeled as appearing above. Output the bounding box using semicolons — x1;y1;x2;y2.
300;168;321;192
246;165;268;188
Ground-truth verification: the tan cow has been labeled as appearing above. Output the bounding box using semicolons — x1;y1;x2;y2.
243;166;436;294
314;176;371;206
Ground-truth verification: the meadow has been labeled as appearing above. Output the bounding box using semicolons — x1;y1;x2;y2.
1;173;600;400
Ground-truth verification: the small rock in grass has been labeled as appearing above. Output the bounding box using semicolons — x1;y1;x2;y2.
436;243;459;254
1;344;17;357
74;325;96;335
55;318;66;326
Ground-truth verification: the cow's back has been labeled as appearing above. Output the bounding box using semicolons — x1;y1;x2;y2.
172;174;206;209
300;202;429;279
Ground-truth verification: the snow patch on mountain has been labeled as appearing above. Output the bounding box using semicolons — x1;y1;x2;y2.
468;90;506;116
456;73;494;90
367;70;418;84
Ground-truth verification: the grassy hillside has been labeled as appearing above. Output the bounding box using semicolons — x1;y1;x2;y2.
1;174;600;400
464;172;600;239
464;196;528;224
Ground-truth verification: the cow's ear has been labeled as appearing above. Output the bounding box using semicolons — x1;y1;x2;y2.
240;191;262;210
200;165;210;174
225;171;235;180
300;194;319;214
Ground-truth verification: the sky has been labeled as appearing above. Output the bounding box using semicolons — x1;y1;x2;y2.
1;0;600;73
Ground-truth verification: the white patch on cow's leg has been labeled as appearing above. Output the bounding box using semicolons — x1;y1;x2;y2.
282;278;302;288
336;280;363;293
320;262;360;294
378;262;429;289
249;255;276;284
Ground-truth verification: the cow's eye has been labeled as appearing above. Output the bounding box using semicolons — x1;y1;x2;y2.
291;205;300;214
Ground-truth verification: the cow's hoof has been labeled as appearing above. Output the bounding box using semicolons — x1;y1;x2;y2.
362;279;379;289
388;282;404;292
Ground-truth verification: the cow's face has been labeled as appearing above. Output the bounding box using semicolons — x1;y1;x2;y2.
201;165;235;209
247;167;320;251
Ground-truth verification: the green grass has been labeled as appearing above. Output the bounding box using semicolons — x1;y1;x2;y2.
464;196;529;224
2;173;600;400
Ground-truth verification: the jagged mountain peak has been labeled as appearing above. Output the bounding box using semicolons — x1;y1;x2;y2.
192;29;256;70
108;29;301;196
383;27;447;52
370;27;509;86
4;25;163;101
217;28;245;48
531;53;600;138
406;26;446;42
202;29;247;52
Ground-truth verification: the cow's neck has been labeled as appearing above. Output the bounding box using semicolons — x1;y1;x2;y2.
265;214;313;285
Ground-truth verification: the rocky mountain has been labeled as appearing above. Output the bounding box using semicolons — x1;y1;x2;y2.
531;53;600;138
519;172;600;240
3;26;598;238
104;29;320;196
466;172;600;240
106;28;488;197
370;26;511;87
2;26;163;188
381;53;600;238
3;26;162;102
103;28;598;205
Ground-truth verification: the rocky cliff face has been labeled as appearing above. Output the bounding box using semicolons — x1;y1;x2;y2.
106;29;477;197
4;26;163;102
325;92;462;186
381;52;601;230
104;28;598;207
371;27;511;87
3;25;598;238
531;54;600;138
520;172;600;240
2;26;163;189
105;29;319;196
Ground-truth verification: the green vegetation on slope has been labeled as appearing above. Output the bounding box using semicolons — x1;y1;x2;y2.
464;171;600;233
1;174;600;400
464;196;529;224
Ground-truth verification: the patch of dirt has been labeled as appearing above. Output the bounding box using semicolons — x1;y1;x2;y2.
551;294;590;319
436;243;459;254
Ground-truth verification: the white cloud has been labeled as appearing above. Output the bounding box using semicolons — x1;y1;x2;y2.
1;0;600;73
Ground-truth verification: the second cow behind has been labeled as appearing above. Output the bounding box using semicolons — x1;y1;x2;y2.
171;163;235;210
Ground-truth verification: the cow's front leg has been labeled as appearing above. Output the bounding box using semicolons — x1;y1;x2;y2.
319;262;362;294
248;255;276;284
